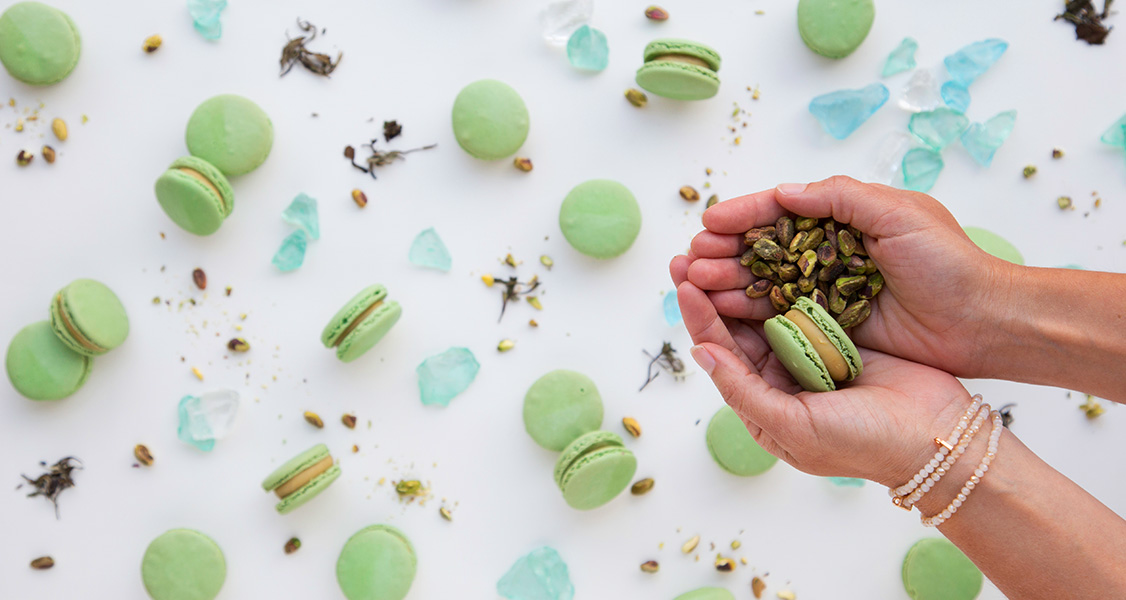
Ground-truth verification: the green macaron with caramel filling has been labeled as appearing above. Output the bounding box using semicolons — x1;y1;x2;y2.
321;284;402;363
763;296;862;392
154;156;234;236
261;443;341;514
48;278;129;356
553;430;637;510
635;38;722;101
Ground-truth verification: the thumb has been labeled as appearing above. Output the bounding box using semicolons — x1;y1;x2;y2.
691;342;794;437
774;175;920;240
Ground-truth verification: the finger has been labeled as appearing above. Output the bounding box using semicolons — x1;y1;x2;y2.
728;318;804;394
676;281;752;365
691;342;802;437
687;258;753;290
669;255;691;288
702;188;790;234
773;176;923;240
707;289;780;321
690;230;744;259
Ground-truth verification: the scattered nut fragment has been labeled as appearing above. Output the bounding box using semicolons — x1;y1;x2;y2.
134;444;154;466
284;538;301;554
1057;195;1073;210
528;319;539;327
752;577;766;598
341;413;357;429
622;417;641;438
731;540;742;550
42;145;56;163
17;150;33;166
191;367;204;380
1022;165;1037;178
439;507;453;521
679;186;700;202
481;274;495;287
351;189;368;208
706;194;719;208
681;535;700;554
303;411;324;428
630;477;655;495
526;296;543;310
513;157;533;172
1080;395;1105;419
396;480;422;496
497;339;515;352
15;117;24;131
51;118;67;141
503;253;517;267
351;444;359;453
715;555;735;572
776;590;796;600
625;88;648;107
645;5;669;20
30;556;54;570
540;255;553;269
1052;148;1064;159
640;560;659;573
192;268;207;290
143;34;163;53
227;338;250;352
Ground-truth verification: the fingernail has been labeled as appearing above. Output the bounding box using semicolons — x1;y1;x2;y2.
776;183;807;195
690;345;716;376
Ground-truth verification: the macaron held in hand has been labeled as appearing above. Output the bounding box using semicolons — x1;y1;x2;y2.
635;38;722;101
763;296;862;392
0;1;80;85
154;156;234;236
261;443;341;514
336;524;417;600
321;284;402;363
49;278;129;356
6;320;91;400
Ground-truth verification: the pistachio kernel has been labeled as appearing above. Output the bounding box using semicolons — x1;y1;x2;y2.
715;556;736;572
351;188;368;208
527;296;543;310
681;535;700;554
482;274;495;287
625;88;648;107
640;560;660;573
631;477;655;495
352;444;359;453
644;5;669;20
752;576;766;598
284;537;301;554
1022;165;1037;178
191;367;204;380
16;150;33;166
303;411;324;428
51;118;67;141
679;186;700;202
134;444;154;466
41;145;56;163
1080;395;1105;419
1052;148;1064;159
777;590;796;600
30;556;54;570
227;338;250;352
706;194;719;208
503;253;517;267
745;279;773;299
396;479;423;495
143;34;163;53
497;339;515;352
15;118;24;131
341;414;357;429
731;540;742;550
622;417;642;438
1057;195;1073;210
528;319;539;327
440;507;453;521
540;255;554;269
513;157;533;172
192;268;207;290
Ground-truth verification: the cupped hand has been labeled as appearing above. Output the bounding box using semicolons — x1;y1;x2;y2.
672;256;973;487
684;175;1012;379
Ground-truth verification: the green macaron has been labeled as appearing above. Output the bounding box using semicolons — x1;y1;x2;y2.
321;284;402;363
558;179;642;259
902;538;983;600
554;430;637;510
706;406;778;476
763;296;863;392
154;156;234;236
336;524;417;600
523;369;604;452
0;2;80;85
48;278;129;356
451;79;530;160
261;443;341;514
673;588;736;600
141;529;226;600
6;320;91;401
185;94;274;176
964;226;1024;265
635;39;722;101
797;0;875;59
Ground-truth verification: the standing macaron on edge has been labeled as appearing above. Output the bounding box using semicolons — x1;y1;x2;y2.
261;443;342;514
321;284;403;363
635;38;722;101
154;156;235;236
48;278;129;356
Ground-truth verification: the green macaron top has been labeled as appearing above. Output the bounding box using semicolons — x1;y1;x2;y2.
0;2;80;86
792;296;862;380
321;284;402;363
554;430;637;510
706;406;779;476
141;529;226;600
902;538;983;600
642;39;722;71
49;278;129;356
337;524;418;600
523;369;605;452
154;156;235;236
451;79;530;160
673;588;736;600
558;179;642;259
6;320;91;401
185;94;274;176
964;226;1024;265
797;0;876;59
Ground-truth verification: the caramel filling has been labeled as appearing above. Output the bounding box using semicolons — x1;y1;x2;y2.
651;54;712;69
177;167;226;212
274;455;334;499
333;300;384;347
55;293;103;352
785;309;849;381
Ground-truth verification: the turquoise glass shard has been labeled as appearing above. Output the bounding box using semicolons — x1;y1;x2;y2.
828;477;865;487
417;347;480;407
663;290;682;327
809;83;889;140
177;390;239;451
961;110;1017;167
497;547;575;600
944;39;1008;86
909;108;969;151
940;81;971;113
272;230;308;272
408;227;452;272
282;193;320;240
1099;115;1126;147
882;38;918;77
902;148;944;192
187;0;227;40
566;25;609;71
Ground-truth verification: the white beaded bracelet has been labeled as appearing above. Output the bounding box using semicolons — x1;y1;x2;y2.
900;404;990;510
889;394;983;506
921;410;1003;527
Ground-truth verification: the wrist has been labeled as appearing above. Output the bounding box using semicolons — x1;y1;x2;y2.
876;392;976;489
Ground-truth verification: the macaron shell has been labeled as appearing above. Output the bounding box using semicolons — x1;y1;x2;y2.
706;406;779;476
451;79;530;160
49;278;129;356
792;296;862;380
140;529;226;600
185;94;274;176
275;464;341;514
553;430;625;486
262;443;331;490
763;314;835;392
0;2;81;85
558;447;637;510
6;321;91;401
964;226;1024;265
558;179;642;259
524;370;604;452
337;525;418;600
902;538;983;600
154;157;234;236
635;60;721;101
336;301;402;363
321;284;388;347
642;39;722;71
673;588;736;600
797;0;875;59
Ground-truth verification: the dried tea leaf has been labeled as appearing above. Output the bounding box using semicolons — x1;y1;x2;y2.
280;19;342;76
383;120;402;142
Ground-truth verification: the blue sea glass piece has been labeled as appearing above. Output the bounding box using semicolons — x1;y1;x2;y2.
187;0;226;40
902;148;944;193
408;228;452;272
961;110;1017;167
417;347;480;407
1099;115;1126;148
882;38;918;77
281;193;320;240
497;547;575;600
944;39;1008;86
566;25;609;72
940;81;971;113
177;390;239;451
663;290;682;327
909;108;969;151
809;83;889;140
272;230;308;272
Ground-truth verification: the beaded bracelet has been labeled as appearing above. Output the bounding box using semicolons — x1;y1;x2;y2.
889;394;983;507
922;410;1003;527
900;404;990;510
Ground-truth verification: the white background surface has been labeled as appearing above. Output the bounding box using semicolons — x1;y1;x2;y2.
1;0;1125;598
